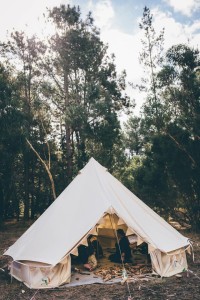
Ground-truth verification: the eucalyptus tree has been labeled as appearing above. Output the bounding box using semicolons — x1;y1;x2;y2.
158;45;200;143
0;62;24;223
124;7;165;167
132;44;200;230
124;116;143;156
124;6;200;231
45;5;131;182
0;32;56;219
155;44;200;230
139;6;165;132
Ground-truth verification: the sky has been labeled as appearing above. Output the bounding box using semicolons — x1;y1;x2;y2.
0;0;200;114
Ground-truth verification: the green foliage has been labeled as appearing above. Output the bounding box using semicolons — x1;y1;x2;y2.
139;6;164;71
139;6;165;132
123;7;200;231
46;4;131;179
124;116;144;155
0;63;24;221
1;4;199;233
126;38;200;230
0;4;131;222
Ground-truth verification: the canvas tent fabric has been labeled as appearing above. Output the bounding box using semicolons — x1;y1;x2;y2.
10;256;71;289
4;157;190;288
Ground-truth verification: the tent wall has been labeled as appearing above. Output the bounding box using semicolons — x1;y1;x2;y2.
4;158;190;265
10;256;71;289
150;249;187;277
4;158;190;288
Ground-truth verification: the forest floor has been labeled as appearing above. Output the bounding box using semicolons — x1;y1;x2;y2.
0;220;200;300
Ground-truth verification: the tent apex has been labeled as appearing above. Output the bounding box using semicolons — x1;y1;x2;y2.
82;157;108;173
88;157;95;162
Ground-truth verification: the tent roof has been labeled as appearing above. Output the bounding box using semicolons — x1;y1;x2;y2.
4;158;189;265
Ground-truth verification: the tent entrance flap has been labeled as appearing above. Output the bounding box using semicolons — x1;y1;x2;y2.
69;211;130;252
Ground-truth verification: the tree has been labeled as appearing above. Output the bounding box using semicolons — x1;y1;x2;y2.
45;5;131;181
0;31;58;219
139;6;165;132
131;44;200;231
0;4;133;222
156;44;200;230
124;116;143;155
0;62;24;224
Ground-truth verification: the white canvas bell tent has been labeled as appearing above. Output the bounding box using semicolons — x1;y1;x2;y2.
4;158;190;289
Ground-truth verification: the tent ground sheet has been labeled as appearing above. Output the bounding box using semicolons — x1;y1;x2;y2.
65;248;150;287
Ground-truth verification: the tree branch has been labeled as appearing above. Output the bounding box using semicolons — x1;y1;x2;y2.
26;138;56;200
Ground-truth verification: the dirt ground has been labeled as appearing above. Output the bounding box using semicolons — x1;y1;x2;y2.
0;221;200;300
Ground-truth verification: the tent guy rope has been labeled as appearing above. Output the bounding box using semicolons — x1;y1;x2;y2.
109;212;133;300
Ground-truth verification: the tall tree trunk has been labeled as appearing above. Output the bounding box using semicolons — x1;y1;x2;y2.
0;180;4;226
26;139;56;200
75;130;87;169
23;148;30;220
15;189;20;222
64;70;72;183
147;31;160;131
30;165;35;219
